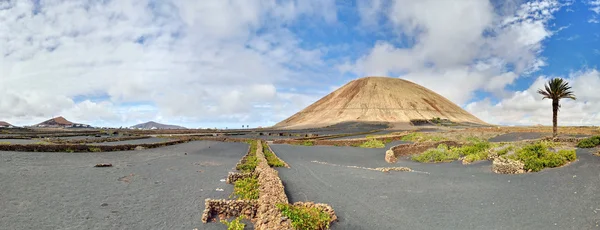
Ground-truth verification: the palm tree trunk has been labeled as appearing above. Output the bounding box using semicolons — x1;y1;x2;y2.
552;99;558;137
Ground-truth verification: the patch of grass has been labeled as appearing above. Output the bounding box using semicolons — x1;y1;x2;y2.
262;142;285;167
412;141;493;163
220;216;246;230
401;132;446;143
0;142;11;145
358;139;385;148
237;140;258;173
576;136;600;148
412;144;460;163
508;142;577;172
277;203;331;230
232;176;259;200
88;147;102;152
302;141;314;146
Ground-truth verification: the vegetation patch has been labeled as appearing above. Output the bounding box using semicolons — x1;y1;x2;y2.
412;140;493;163
220;216;246;230
277;203;331;230
0;142;11;145
237;140;258;173
356;139;385;148
88;147;102;152
232;176;259;200
262;142;286;167
576;136;600;148
302;141;314;146
401;132;446;142
507;142;577;172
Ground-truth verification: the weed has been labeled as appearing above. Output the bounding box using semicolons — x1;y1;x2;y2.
508;142;577;172
277;203;331;230
220;216;246;230
262;142;285;167
358;139;385;148
302;141;314;146
237;140;258;172
232;176;259;200
576;136;600;148
88;147;102;152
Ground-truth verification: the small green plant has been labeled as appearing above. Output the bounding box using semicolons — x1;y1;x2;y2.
232;176;259;200
508;142;577;172
401;133;422;141
220;215;246;230
237;140;258;172
302;141;314;146
277;203;331;230
262;142;285;167
88;147;102;152
358;139;385;148
576;136;600;148
412;144;460;163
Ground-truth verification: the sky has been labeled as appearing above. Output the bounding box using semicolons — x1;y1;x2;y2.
1;0;599;128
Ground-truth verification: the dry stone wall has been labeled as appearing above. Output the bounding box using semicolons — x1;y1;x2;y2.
385;141;460;163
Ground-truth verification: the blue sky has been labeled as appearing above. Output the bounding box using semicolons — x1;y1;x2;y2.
1;0;599;128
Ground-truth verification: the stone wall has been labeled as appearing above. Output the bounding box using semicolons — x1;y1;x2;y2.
226;172;255;184
254;141;294;230
492;157;525;174
201;199;258;223
385;141;460;163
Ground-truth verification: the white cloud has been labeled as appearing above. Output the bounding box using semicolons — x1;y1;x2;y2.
345;0;563;106
467;70;600;125
0;0;337;127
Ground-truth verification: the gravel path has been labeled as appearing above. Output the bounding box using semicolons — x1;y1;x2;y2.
0;141;247;230
272;144;600;229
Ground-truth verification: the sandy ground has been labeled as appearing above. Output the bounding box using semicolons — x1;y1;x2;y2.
272;144;600;229
90;137;175;146
0;141;247;230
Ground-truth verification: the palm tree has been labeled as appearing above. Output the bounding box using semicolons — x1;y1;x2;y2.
537;78;576;137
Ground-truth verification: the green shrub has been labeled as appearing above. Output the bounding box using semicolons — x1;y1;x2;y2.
237;140;258;172
262;142;285;167
412;144;460;163
497;145;514;156
88;147;102;152
232;176;259;200
220;216;246;230
401;133;422;141
576;136;600;148
277;203;331;230
509;142;577;172
358;139;385;148
302;141;314;146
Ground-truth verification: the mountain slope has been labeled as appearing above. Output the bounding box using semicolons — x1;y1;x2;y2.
274;76;487;129
131;121;187;129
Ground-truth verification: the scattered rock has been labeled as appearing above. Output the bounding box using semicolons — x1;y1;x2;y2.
492;157;525;174
100;203;108;207
94;163;113;167
134;146;146;151
215;188;224;192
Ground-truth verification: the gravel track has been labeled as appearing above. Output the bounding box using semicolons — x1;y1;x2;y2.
272;144;600;229
0;141;247;230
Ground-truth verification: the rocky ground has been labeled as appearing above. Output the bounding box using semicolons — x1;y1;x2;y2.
272;144;600;229
0;141;247;230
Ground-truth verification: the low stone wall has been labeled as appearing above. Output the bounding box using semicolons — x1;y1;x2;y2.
385;141;460;163
226;172;255;184
273;135;405;147
254;141;294;230
201;199;258;223
264;142;290;168
48;136;150;144
0;138;190;152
